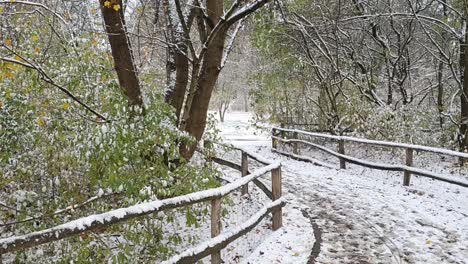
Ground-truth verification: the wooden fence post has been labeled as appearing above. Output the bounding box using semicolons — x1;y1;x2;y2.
272;128;278;149
211;198;222;264
403;148;413;186
459;156;466;166
338;139;346;169
271;167;282;230
279;124;285;150
293;131;298;155
241;152;249;195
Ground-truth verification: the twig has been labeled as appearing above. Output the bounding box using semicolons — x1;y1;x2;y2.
1;192;120;227
0;49;108;122
0;0;67;24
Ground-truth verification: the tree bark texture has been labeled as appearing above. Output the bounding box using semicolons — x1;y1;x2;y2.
460;23;468;154
180;0;227;159
99;0;143;108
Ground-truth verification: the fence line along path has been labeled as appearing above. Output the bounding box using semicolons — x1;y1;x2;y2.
0;147;285;264
272;127;468;188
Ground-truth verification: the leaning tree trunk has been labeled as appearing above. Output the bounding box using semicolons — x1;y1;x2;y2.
99;0;143;108
180;0;226;159
161;0;271;160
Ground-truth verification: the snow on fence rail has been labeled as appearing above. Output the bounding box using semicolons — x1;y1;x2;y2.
272;127;468;188
273;127;468;159
0;149;284;264
212;141;274;165
162;198;286;264
205;141;277;197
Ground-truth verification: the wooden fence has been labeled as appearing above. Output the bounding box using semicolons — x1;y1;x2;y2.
272;127;468;188
0;147;284;264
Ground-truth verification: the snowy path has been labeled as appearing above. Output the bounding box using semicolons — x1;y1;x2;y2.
218;112;468;264
254;144;467;263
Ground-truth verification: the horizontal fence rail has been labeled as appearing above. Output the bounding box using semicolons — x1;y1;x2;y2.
273;127;468;159
271;148;335;168
162;198;286;264
209;156;274;199
272;127;468;188
0;146;284;264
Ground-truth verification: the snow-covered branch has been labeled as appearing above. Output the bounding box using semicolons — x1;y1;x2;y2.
0;0;67;24
0;54;108;122
220;18;245;69
339;13;462;39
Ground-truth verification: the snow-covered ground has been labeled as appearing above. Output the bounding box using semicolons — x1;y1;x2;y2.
216;111;468;264
3;111;465;263
209;111;315;264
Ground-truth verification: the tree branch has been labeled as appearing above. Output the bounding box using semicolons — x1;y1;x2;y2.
0;53;108;122
0;0;67;24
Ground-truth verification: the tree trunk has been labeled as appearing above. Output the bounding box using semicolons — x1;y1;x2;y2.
437;60;444;128
170;45;190;123
437;0;448;129
218;102;225;122
99;0;143;108
162;0;190;123
219;110;224;122
180;0;226;159
222;101;229;121
243;90;249;112
460;22;468;155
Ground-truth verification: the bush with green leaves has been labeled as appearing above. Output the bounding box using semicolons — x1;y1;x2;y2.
0;3;221;261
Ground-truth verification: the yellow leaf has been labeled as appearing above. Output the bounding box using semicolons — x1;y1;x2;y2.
32;35;39;42
113;4;121;11
426;240;432;245
62;102;70;110
5;38;12;46
5;71;14;79
293;252;299;256
5;62;17;71
91;8;97;15
37;117;46;127
34;47;41;54
104;1;111;8
91;38;98;46
0;7;4;13
0;101;3;109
